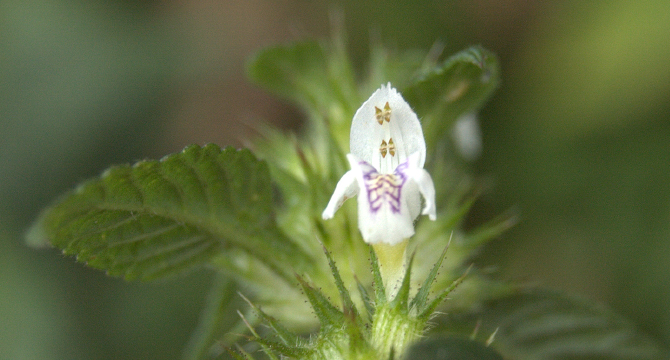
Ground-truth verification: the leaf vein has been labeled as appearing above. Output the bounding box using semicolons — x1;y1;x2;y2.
106;222;183;248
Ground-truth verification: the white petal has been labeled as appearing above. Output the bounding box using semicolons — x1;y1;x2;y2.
349;83;426;174
400;152;436;220
410;168;436;220
321;170;358;220
347;154;415;245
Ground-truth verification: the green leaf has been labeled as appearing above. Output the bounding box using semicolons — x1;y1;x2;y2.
246;40;358;119
183;273;239;360
247;41;328;110
436;289;668;360
246;39;361;151
28;144;309;281
403;45;500;148
404;337;503;360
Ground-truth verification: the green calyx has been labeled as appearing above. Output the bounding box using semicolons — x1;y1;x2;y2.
236;244;466;360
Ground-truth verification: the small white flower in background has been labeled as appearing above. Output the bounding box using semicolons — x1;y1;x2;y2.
452;112;482;161
322;83;436;245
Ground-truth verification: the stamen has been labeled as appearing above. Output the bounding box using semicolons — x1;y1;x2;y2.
380;139;388;158
375;102;392;124
388;138;396;157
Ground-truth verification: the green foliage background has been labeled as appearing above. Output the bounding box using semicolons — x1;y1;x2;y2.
1;0;669;358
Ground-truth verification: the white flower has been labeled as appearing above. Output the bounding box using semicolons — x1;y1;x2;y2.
452;112;482;161
322;83;436;245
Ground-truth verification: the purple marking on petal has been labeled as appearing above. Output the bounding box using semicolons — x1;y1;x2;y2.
360;159;409;214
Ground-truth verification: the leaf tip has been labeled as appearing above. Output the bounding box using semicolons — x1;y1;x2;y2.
25;220;50;248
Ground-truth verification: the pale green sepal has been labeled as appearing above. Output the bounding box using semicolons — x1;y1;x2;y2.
390;252;415;311
369;246;387;305
296;275;345;330
239;292;301;348
418;266;471;322
410;243;450;312
355;276;375;320
321;242;359;321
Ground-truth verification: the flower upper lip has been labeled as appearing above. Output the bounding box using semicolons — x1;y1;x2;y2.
349;84;427;175
322;83;436;245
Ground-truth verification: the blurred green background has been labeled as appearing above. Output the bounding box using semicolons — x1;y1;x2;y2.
2;0;669;358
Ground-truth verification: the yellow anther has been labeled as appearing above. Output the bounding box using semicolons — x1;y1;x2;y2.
388;138;396;156
375;102;392;124
380;139;388;158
